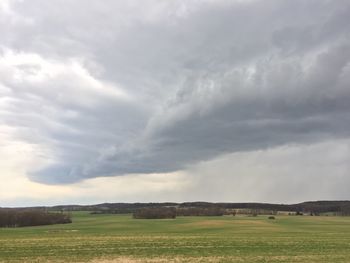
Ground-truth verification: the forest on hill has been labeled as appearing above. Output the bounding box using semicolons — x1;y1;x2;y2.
11;200;350;216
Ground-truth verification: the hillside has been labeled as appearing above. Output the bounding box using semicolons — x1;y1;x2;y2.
7;200;349;215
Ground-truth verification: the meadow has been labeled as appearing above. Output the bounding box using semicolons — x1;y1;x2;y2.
1;212;350;262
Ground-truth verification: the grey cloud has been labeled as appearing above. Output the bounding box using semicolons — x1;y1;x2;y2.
0;0;350;184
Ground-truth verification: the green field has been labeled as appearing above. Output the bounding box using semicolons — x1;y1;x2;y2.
1;213;350;262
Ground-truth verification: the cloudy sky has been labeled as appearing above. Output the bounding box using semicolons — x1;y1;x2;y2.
1;0;350;207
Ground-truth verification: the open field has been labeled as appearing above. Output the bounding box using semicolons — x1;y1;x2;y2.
1;213;350;262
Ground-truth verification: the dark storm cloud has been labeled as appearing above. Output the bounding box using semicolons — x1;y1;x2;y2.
0;0;349;183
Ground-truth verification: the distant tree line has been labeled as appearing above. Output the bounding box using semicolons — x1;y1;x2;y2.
133;206;228;219
179;201;350;215
91;208;136;214
0;209;72;227
21;200;350;217
133;207;176;219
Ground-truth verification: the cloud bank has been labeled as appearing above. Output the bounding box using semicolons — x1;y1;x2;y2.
0;0;349;202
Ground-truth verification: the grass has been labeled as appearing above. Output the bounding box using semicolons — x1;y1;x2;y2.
1;213;350;262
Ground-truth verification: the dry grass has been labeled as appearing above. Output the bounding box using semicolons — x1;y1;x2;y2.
85;254;350;263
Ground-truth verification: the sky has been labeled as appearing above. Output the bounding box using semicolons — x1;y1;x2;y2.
1;0;350;207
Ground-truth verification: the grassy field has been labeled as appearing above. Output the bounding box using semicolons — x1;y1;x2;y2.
1;212;350;262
